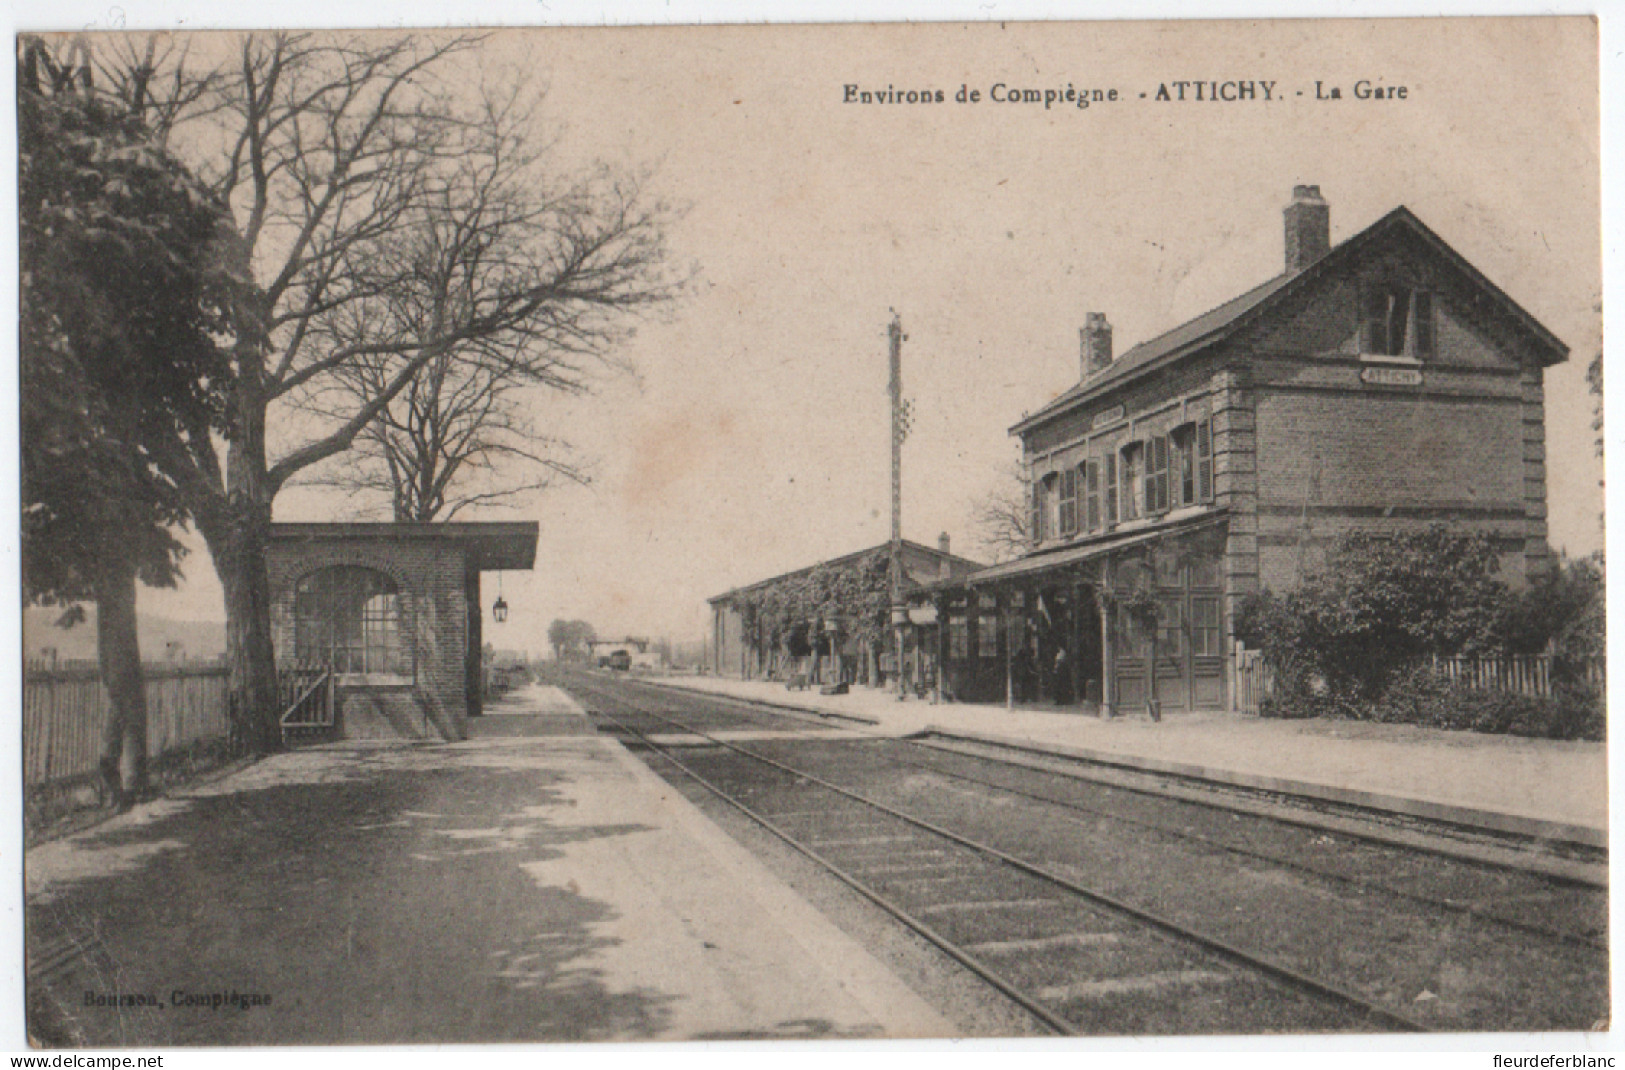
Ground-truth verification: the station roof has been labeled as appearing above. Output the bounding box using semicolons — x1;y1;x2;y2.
1011;206;1570;437
917;510;1228;592
708;539;985;605
269;521;538;571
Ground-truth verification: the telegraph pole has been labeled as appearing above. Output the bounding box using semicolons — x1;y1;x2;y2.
888;312;907;696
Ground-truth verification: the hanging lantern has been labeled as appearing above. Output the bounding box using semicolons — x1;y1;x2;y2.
492;571;508;622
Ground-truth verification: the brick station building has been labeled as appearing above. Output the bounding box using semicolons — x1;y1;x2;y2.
927;186;1567;715
266;521;538;740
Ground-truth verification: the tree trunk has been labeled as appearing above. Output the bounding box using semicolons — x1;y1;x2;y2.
95;556;148;807
199;354;283;756
211;513;281;755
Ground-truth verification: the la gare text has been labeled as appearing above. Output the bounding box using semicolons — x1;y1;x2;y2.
841;80;1409;110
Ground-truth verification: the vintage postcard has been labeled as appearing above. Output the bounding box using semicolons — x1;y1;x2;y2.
13;13;1606;1054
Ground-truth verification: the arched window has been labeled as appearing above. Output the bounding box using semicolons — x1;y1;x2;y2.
294;567;411;679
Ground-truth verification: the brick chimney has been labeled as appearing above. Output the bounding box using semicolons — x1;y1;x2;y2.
938;532;952;580
1284;185;1330;274
1081;312;1113;377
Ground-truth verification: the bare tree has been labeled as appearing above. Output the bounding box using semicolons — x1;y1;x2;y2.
87;31;682;752
306;352;587;521
971;460;1033;564
295;86;626;520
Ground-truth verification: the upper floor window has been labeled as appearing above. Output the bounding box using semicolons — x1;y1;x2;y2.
1169;419;1215;508
1171;425;1196;506
1031;474;1058;544
1041;473;1061;541
1058;467;1079;537
1120;443;1142;522
1144;435;1171;516
1362;286;1434;359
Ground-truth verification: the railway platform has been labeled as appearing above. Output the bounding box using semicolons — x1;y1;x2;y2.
639;673;1608;847
23;683;950;1045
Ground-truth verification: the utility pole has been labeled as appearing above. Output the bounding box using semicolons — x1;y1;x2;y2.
888;312;908;697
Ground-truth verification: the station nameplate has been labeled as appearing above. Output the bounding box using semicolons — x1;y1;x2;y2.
1360;366;1423;387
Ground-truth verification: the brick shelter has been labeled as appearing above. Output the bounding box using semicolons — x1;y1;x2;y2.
929;186;1567;715
266;522;538;740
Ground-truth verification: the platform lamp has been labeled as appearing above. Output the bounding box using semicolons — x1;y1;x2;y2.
492;572;509;624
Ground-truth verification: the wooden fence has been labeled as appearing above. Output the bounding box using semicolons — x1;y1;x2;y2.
23;657;230;787
1233;648;1272;713
1428;653;1605;696
1233;649;1604;713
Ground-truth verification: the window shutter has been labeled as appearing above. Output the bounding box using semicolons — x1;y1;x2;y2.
1085;460;1100;532
1029;481;1042;546
1196;419;1213;502
1103;454;1118;526
1143;445;1154;516
1176;427;1195;505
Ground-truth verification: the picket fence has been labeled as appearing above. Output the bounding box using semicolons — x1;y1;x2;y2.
1233;650;1604;713
23;657;230;787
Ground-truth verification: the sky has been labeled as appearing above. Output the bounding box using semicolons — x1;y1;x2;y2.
27;16;1606;656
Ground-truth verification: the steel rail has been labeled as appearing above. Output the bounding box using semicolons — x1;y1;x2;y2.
617;674;1606;887
576;678;1430;1033
853;738;1608;955
632;679;1606;953
587;703;1080;1036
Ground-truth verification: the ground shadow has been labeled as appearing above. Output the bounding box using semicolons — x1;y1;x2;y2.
27;739;674;1046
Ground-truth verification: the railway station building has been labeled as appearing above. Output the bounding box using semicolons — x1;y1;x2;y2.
926;186;1566;715
709;537;983;687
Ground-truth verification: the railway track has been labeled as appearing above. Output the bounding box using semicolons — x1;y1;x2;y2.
564;672;1608;1034
610;677;1607;944
569;676;1435;1034
825;737;1608;953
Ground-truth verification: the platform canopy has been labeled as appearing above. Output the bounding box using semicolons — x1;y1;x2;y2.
268;521;539;571
918;511;1226;592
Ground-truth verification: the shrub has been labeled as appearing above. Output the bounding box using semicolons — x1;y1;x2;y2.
1235;527;1517;711
1363;664;1603;742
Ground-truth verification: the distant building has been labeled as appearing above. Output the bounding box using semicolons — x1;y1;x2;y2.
588;637;651;657
587;637;662;671
929;187;1564;714
266;521;537;740
709;535;983;685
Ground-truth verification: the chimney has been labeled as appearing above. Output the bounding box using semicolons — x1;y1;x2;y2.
938;532;952;580
1081;312;1113;377
1284;184;1330;274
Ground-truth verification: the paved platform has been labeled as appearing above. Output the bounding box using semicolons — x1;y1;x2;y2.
638;674;1609;846
24;684;950;1044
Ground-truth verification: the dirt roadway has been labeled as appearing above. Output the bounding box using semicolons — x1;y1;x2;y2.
24;687;945;1046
